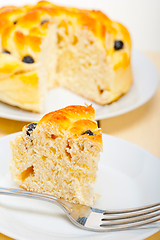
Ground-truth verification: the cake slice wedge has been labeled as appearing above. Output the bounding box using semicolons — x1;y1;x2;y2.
10;105;102;205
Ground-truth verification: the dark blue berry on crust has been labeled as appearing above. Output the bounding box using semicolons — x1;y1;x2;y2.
3;50;11;54
82;130;95;135
26;123;37;136
22;56;34;63
41;20;49;25
114;40;124;50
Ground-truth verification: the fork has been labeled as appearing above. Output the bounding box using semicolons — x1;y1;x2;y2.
0;187;160;232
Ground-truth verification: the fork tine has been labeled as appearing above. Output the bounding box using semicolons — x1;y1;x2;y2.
100;203;160;231
100;215;160;230
103;202;160;215
101;211;160;225
102;206;160;220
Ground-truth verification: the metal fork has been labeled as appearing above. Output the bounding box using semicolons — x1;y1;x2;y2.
0;187;160;231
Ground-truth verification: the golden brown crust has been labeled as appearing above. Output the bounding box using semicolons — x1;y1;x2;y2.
39;104;95;124
36;104;102;146
38;104;94;127
0;1;131;71
0;70;42;112
0;1;132;111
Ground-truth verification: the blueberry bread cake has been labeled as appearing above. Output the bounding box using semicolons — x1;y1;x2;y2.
10;105;102;205
0;1;132;112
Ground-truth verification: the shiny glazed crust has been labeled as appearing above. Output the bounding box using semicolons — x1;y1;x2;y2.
0;1;132;111
38;104;102;146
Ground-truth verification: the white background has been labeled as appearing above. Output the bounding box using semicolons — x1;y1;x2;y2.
0;0;160;52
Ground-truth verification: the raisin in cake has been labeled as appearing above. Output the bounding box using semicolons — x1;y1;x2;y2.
0;1;132;112
10;105;102;205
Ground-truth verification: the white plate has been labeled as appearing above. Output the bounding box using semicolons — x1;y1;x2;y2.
0;133;159;240
0;50;159;122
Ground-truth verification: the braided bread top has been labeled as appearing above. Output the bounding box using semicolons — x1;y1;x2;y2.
24;104;102;147
0;0;131;79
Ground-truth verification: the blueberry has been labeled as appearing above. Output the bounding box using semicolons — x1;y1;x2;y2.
41;20;49;25
3;50;10;54
22;56;34;64
114;40;124;50
82;130;95;135
26;123;37;136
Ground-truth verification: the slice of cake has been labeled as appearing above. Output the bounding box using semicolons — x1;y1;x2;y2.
10;105;102;205
0;1;132;112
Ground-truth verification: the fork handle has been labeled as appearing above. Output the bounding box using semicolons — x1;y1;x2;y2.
0;187;72;213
